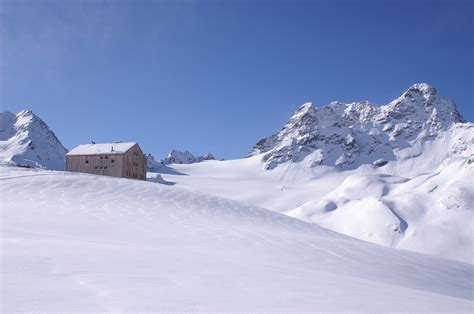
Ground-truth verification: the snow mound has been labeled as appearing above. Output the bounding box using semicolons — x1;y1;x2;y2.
288;157;474;262
2;166;473;311
0;110;67;170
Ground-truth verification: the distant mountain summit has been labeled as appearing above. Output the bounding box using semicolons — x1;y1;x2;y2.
146;150;215;171
162;150;215;165
248;83;467;169
0;110;67;170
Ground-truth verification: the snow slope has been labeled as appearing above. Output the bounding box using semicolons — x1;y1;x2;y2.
1;165;473;311
0;110;67;170
151;123;474;263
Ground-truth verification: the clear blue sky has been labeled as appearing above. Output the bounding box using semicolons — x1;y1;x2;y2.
1;0;472;159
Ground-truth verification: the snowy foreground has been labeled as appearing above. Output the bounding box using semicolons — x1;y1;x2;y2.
1;166;473;311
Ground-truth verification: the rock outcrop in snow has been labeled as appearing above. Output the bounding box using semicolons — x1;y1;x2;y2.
248;83;467;170
145;153;163;172
146;150;215;171
0;110;67;170
162;150;215;165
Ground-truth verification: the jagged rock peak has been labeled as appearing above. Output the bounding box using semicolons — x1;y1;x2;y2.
405;83;437;97
248;84;467;170
294;102;314;115
163;150;215;165
146;150;216;171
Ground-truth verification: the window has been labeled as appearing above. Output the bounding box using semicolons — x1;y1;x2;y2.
111;159;115;164
105;156;108;159
85;160;89;164
104;166;108;170
100;156;104;160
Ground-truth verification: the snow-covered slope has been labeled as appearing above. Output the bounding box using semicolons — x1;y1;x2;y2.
1;166;473;311
150;84;474;263
249;83;465;171
0;110;67;170
288;156;474;260
150;150;474;263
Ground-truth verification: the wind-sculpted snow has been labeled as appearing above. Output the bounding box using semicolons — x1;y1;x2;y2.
249;83;466;170
1;166;473;311
288;157;474;262
0;110;67;170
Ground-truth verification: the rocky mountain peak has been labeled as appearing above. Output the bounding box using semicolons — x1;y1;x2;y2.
293;102;314;116
146;150;216;171
404;83;437;97
248;84;467;170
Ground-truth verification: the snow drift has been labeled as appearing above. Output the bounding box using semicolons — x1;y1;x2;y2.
1;166;472;311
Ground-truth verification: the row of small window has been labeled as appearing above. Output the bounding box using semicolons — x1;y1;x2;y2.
95;166;108;170
126;171;143;179
85;159;115;164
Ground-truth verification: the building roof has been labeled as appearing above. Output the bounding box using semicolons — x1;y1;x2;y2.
67;142;137;156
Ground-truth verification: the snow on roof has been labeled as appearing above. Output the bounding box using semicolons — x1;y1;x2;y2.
67;142;137;156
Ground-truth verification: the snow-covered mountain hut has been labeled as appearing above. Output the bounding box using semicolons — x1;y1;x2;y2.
66;142;147;180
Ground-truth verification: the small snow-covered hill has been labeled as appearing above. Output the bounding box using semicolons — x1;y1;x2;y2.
0;110;67;170
1;166;472;311
249;83;466;170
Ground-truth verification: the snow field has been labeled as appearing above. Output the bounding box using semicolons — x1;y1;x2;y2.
1;166;473;311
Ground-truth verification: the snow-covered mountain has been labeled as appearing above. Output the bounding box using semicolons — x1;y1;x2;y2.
162;149;215;165
0;110;67;170
249;83;466;170
146;150;215;171
154;84;474;263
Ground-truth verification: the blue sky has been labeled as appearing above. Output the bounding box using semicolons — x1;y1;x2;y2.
1;0;472;159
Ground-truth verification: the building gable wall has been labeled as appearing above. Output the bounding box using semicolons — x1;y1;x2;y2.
66;143;147;180
122;144;147;180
